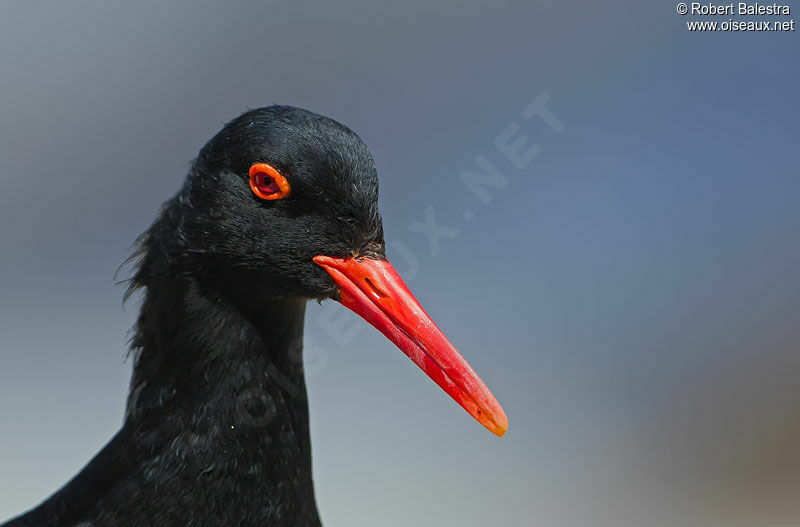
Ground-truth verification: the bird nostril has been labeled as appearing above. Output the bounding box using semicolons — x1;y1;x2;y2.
364;277;387;299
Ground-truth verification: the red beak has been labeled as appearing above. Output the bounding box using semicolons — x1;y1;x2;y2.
313;255;508;437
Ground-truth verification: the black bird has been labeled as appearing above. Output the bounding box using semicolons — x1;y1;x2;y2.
2;106;507;526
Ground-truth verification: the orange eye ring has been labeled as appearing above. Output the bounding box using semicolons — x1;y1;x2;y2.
249;163;291;200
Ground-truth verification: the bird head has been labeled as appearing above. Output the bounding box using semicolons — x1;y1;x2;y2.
168;106;383;303
141;106;507;437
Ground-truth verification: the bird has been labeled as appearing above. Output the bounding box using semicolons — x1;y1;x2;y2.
2;105;508;526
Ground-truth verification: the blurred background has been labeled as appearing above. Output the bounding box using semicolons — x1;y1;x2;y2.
1;1;798;525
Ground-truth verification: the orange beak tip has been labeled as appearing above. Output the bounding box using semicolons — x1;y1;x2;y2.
495;420;509;438
483;409;508;437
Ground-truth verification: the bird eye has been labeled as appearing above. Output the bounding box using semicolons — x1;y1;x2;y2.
249;163;291;200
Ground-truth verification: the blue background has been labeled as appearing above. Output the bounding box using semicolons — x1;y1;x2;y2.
1;2;798;525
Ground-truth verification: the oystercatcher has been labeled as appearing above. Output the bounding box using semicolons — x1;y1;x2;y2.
2;106;507;526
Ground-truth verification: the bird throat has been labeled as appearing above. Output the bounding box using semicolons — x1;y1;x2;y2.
124;271;322;524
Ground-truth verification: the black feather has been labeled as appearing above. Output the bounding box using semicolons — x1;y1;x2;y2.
3;106;387;526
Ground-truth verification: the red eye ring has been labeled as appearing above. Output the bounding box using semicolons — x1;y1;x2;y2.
249;163;291;200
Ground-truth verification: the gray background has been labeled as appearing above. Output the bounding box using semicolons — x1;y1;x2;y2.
1;1;799;525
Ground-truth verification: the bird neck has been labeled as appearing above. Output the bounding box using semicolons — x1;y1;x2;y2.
125;270;320;522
